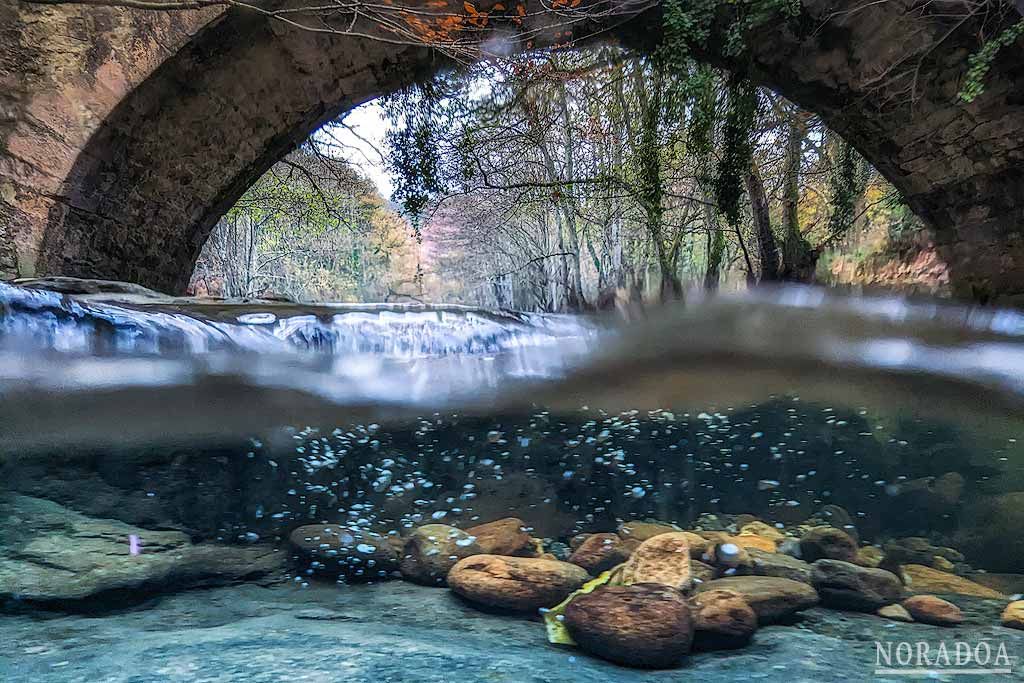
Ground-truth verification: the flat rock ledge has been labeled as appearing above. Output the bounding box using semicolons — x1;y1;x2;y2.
0;495;285;609
1;582;1021;683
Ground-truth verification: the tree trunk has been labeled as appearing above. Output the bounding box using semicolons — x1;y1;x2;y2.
636;63;682;302
779;109;818;282
701;189;725;291
745;161;780;282
555;82;587;310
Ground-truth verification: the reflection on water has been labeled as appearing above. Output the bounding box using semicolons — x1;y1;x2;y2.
1;280;1024;678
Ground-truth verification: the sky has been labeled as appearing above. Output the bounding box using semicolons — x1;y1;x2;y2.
322;100;395;199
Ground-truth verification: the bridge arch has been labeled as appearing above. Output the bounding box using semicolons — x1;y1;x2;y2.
2;1;1023;301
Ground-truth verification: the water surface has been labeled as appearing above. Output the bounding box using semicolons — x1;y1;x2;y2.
1;280;1022;679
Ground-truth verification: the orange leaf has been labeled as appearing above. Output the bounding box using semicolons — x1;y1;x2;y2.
464;1;477;14
493;2;505;9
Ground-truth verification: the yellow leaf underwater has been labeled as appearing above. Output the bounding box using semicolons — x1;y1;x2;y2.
543;566;623;645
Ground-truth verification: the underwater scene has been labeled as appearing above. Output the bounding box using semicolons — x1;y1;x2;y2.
2;280;1024;681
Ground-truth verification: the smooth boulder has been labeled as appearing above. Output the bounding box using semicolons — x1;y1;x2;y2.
568;533;632;574
883;537;964;568
448;555;588;611
966;573;1024;595
1001;600;1024;630
690;589;758;651
739;521;786;544
696;576;819;624
902;564;1005;598
809;504;860;544
464;518;534;557
743;548;812;584
902;595;963;626
855;546;884;568
799;526;858;563
877;604;914;622
399;524;482;586
618;521;681;542
810;559;903;611
564;583;694;668
733;534;778;553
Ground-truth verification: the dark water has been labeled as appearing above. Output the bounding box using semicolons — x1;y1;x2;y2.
1;280;1023;680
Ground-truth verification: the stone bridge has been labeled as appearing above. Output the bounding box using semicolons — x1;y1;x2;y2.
1;0;1022;301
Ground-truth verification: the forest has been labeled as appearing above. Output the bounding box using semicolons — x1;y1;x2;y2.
190;139;422;302
191;50;946;309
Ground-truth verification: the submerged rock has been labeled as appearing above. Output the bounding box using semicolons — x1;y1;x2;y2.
447;555;587;611
877;604;914;622
738;521;786;544
968;573;1024;596
902;564;1005;599
1001;601;1024;630
399;524;481;586
0;495;284;606
810;560;902;611
808;505;859;544
464;518;534;557
696;576;818;624
690;560;716;585
855;546;884;568
694;513;729;532
619;532;692;590
618;521;680;542
882;537;964;569
289;524;398;578
733;534;778;553
690;589;758;651
742;548;812;584
563;584;693;668
569;534;590;551
676;531;712;558
902;595;963;626
619;537;642;555
568;533;632;574
733;514;760;529
799;527;857;563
